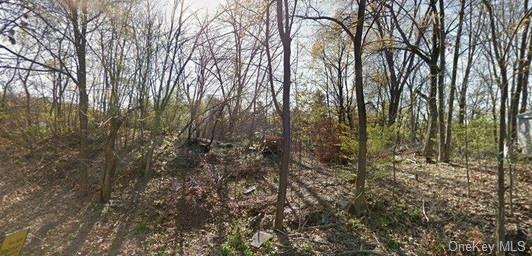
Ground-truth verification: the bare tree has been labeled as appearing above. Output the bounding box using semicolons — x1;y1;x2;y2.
442;0;465;162
387;0;442;163
483;1;518;253
98;1;137;203
143;1;206;176
458;4;483;126
298;0;369;212
274;0;297;230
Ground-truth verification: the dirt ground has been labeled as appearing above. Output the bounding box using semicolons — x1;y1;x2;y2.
0;135;531;255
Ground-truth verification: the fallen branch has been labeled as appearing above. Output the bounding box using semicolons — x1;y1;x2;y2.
422;198;430;222
300;223;338;231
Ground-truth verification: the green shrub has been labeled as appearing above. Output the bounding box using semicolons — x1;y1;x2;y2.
262;240;277;256
452;115;497;159
220;223;254;256
347;217;364;231
340;122;407;160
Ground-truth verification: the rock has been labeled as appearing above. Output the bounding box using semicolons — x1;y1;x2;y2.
244;185;256;195
250;231;273;248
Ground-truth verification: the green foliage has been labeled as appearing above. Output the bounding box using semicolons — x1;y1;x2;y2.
367;125;395;154
134;222;148;235
338;126;357;161
160;97;188;131
340;122;407;160
452;116;498;158
24;125;50;140
220;223;254;256
396;203;421;223
0;96;69;144
2;119;52;146
261;240;277;256
347;217;364;231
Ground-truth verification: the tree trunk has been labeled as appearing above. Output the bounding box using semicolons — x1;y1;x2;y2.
424;63;439;163
101;116;122;203
484;1;507;254
495;77;508;256
145;111;161;177
384;49;400;126
409;84;417;141
442;0;465;162
509;0;530;144
274;0;292;230
337;62;347;126
72;1;90;194
424;1;440;163
520;23;532;114
352;0;368;213
458;49;475;125
458;8;480;125
437;0;446;161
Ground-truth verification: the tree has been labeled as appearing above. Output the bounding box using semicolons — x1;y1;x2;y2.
483;1;509;254
273;0;297;230
372;8;420;126
458;4;483;126
143;0;205;177
442;0;465;162
299;0;369;212
69;0;91;194
310;29;354;128
0;0;104;194
98;1;136;203
387;0;441;163
351;0;368;211
436;0;446;162
509;0;532;145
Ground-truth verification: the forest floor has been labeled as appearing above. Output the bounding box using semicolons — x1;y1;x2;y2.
0;134;531;255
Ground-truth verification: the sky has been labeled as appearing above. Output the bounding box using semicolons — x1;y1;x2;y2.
186;0;224;13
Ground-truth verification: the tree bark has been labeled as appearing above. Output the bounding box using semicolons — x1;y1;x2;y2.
274;0;293;230
457;7;481;125
509;0;530;144
520;21;532;114
101;116;122;203
71;0;90;194
352;0;368;213
437;0;446;161
424;1;440;163
457;46;476;125
145;111;161;177
484;1;507;254
442;0;465;162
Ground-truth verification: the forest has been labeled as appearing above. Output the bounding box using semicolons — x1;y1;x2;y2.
0;0;531;255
